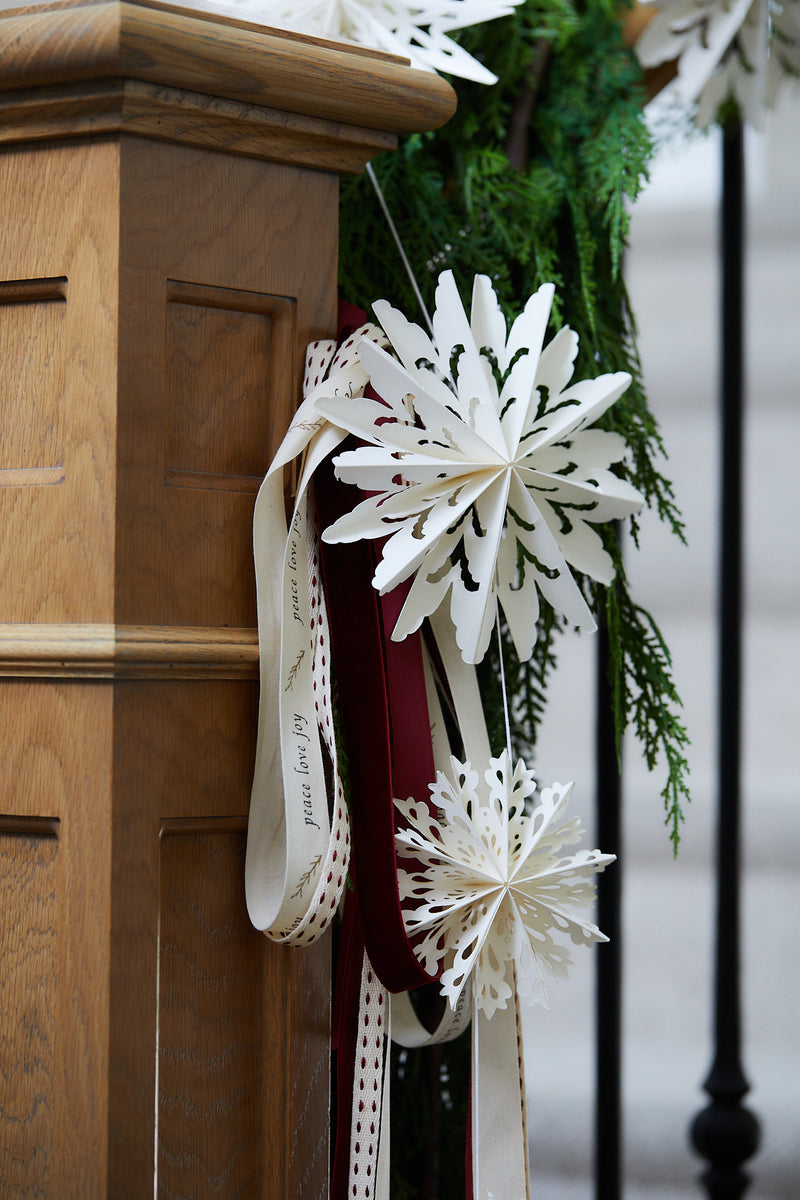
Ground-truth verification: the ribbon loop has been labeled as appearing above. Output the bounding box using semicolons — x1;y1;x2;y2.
246;325;385;942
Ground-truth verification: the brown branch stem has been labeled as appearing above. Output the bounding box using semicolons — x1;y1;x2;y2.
504;37;551;172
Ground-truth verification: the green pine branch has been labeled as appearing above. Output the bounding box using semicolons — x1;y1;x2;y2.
338;0;691;873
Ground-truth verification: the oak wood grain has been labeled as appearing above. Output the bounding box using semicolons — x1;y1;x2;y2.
0;286;66;472
0;5;447;1189
0;830;59;1194
0;125;335;1193
0;623;260;677
0;681;113;1195
107;680;315;1198
0;125;336;1193
287;937;333;1200
0;139;119;627
157;825;288;1197
0;0;457;133
116;137;337;630
0;79;398;172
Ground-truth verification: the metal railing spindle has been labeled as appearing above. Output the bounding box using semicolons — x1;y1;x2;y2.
689;113;761;1200
595;604;623;1200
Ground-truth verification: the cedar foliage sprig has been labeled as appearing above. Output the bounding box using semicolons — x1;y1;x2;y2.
339;6;692;1191
339;0;690;847
595;539;691;852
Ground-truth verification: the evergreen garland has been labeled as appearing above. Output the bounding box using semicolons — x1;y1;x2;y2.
338;7;691;1191
339;0;690;851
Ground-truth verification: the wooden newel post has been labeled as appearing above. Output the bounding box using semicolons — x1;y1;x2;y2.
0;6;454;1194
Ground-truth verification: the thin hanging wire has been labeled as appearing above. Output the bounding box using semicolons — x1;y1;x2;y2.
367;157;514;771
366;161;434;336
495;607;514;762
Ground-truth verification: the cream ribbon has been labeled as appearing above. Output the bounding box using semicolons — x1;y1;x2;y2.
246;327;533;1199
245;327;385;942
349;605;533;1200
408;614;533;1200
472;977;530;1200
348;952;391;1200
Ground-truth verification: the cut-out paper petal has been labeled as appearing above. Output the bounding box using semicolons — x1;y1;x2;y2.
318;271;644;664
395;751;614;1019
636;0;800;129
224;0;523;83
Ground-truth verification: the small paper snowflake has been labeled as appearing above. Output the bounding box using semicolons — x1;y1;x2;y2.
317;271;643;665
229;0;522;83
636;0;800;129
395;752;614;1018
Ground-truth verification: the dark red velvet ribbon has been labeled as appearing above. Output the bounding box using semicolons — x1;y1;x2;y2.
321;305;451;1200
316;451;438;994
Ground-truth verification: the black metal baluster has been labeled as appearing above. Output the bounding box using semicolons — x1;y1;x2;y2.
595;602;622;1200
689;113;760;1200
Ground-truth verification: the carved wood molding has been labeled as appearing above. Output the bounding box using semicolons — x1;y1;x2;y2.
0;623;259;678
0;814;61;837
0;79;398;171
160;814;248;836
0;0;457;136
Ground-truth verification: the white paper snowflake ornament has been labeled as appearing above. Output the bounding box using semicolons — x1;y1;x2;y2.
636;0;800;129
226;0;522;83
395;752;614;1019
317;271;644;664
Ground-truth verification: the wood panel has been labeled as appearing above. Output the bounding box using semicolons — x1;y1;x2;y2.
0;824;59;1194
286;938;332;1200
0;680;331;1200
0;681;113;1197
0;276;67;486
107;681;332;1199
116;137;337;630
157;822;287;1199
165;281;295;490
0;140;118;626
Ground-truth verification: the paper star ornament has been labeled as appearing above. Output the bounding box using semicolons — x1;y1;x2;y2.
317;271;644;665
229;0;522;82
395;752;614;1019
636;0;800;128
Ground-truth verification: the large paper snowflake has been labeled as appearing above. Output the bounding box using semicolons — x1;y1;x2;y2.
228;0;521;83
636;0;800;128
317;271;643;665
395;753;613;1018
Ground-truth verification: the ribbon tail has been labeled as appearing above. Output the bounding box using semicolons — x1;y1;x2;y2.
376;1003;392;1200
318;452;437;993
246;466;350;941
246;319;380;939
429;608;492;767
472;968;530;1200
245;470;288;928
348;950;390;1200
